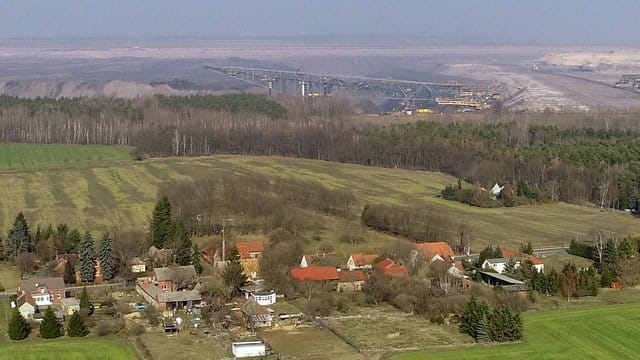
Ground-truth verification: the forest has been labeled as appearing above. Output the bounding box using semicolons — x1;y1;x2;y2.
1;94;639;210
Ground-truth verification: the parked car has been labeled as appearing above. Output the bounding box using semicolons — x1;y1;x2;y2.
134;303;147;310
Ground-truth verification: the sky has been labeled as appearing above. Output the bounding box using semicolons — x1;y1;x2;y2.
0;0;638;45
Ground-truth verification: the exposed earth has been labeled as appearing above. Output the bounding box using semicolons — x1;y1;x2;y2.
1;39;640;110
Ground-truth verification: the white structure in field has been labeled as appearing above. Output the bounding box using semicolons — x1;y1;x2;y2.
250;290;276;306
232;341;266;358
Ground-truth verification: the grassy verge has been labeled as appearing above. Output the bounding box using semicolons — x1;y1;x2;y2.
390;302;640;360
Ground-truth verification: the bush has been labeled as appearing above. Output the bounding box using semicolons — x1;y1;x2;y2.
94;320;123;337
130;324;146;336
0;282;4;292
392;293;417;314
305;297;332;317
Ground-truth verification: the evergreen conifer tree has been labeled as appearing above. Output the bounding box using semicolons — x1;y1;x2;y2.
7;307;31;340
150;196;173;248
79;287;90;311
64;260;76;284
98;232;115;281
192;244;203;275
78;231;95;282
172;221;193;266
39;306;63;339
6;212;32;259
67;311;89;337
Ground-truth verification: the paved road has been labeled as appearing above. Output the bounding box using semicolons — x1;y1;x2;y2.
452;246;568;262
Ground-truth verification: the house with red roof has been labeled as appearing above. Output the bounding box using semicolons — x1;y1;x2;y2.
346;253;378;271
290;266;339;282
373;258;408;277
413;242;455;263
236;241;265;279
337;269;367;292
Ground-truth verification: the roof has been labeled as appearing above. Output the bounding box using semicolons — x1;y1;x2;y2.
18;277;65;292
415;242;455;262
157;290;202;303
338;270;367;282
501;247;544;266
61;298;80;307
290;266;339;281
479;271;524;284
236;241;265;260
16;292;35;308
241;298;271;316
374;258;395;270
56;253;79;263
382;264;409;277
374;258;408;277
129;257;146;265
350;254;378;266
154;266;197;282
484;258;511;264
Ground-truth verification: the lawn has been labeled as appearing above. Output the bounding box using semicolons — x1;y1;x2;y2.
0;263;19;290
260;324;365;360
0;338;138;360
139;330;232;360
0;143;132;170
332;314;471;353
0;154;638;251
390;302;640;360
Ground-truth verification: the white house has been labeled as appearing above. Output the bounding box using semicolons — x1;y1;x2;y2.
482;258;514;274
16;293;36;319
232;341;266;358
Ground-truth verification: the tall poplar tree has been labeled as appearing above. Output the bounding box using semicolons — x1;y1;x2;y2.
79;231;95;282
98;232;115;281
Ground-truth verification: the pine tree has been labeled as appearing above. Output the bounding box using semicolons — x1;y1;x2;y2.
78;231;95;282
39;306;63;339
172;221;193;266
150;196;173;248
98;232;115;281
67;311;89;337
459;295;490;340
192;244;203;275
7;307;31;340
6;212;32;259
66;228;82;253
474;318;487;343
79;287;90;310
63;260;76;284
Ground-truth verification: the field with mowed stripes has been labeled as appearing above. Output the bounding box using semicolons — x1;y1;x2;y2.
391;302;640;360
0;150;639;249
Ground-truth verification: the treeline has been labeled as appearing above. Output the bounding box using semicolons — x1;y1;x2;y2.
0;212;117;283
361;203;452;243
568;236;640;287
158;174;356;236
2;94;640;208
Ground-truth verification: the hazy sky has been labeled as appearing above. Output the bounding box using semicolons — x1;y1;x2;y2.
1;0;638;45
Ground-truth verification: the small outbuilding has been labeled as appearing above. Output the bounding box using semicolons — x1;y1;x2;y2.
60;298;81;317
232;341;266;358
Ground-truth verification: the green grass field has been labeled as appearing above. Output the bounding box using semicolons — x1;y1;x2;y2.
0;299;136;359
0;143;132;170
0;338;138;360
0;154;639;250
391;302;640;360
0;264;19;291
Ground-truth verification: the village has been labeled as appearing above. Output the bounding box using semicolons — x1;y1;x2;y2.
7;233;547;359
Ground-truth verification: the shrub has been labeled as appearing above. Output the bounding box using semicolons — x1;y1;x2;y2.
130;324;146;336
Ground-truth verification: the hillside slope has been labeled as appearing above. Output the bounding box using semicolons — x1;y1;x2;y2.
0;154;638;250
